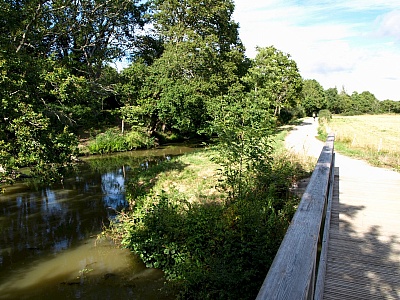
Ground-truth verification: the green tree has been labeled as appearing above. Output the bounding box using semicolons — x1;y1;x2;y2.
0;0;148;183
379;100;400;114
325;87;341;114
244;46;303;118
211;91;275;202
119;0;247;137
0;54;78;183
301;79;326;116
337;87;353;114
348;91;379;115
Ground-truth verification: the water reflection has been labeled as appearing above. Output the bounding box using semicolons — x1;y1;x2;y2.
0;146;196;299
0;237;166;300
0;164;125;274
101;169;127;213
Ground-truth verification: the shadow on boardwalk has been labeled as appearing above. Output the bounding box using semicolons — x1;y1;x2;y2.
324;169;400;299
285;117;400;299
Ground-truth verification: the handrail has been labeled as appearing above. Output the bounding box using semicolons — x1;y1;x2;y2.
256;134;335;300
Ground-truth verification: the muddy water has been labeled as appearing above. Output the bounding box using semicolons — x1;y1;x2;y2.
0;146;197;299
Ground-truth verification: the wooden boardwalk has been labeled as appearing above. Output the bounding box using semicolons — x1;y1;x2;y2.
286;119;400;300
322;154;400;299
282;118;400;300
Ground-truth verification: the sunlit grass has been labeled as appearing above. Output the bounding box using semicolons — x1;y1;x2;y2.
128;126;315;207
323;115;400;171
152;149;225;204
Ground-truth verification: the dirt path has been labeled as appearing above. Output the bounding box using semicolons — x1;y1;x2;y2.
285;117;400;299
285;117;323;159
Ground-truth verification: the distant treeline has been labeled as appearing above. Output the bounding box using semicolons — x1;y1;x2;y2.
302;79;400;116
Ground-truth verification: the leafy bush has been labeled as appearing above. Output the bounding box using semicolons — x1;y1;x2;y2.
318;109;332;123
318;126;328;141
116;190;296;299
125;130;155;149
106;147;305;299
278;106;306;124
87;128;154;154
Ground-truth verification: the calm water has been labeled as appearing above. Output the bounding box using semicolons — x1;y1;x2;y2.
0;146;196;299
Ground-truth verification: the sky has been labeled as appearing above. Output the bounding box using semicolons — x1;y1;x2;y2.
232;0;400;100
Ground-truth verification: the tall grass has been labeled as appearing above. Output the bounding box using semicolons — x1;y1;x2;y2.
319;115;400;171
87;128;154;154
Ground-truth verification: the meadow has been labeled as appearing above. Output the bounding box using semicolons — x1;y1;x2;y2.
322;115;400;171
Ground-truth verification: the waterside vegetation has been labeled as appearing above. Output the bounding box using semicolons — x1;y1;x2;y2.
104;126;315;299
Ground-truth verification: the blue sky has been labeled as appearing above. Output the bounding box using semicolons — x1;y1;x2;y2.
233;0;400;100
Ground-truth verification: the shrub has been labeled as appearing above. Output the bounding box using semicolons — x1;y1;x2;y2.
278;106;306;124
87;128;154;154
318;109;332;123
117;190;296;299
125;130;154;149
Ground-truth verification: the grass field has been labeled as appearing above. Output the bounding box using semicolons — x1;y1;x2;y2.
321;115;400;171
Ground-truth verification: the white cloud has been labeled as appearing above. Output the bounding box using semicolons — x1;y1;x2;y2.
233;1;400;100
375;10;400;40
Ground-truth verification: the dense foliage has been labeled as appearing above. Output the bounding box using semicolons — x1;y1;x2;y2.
0;0;148;182
244;46;303;118
1;0;398;183
117;0;247;138
119;182;299;299
302;79;326;116
303;83;400;117
109;147;306;299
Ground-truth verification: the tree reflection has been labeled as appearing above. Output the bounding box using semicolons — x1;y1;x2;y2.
0;151;189;297
101;169;128;214
0;162;128;276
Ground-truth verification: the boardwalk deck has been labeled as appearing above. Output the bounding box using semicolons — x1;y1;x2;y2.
286;119;400;300
322;156;400;299
283;118;400;300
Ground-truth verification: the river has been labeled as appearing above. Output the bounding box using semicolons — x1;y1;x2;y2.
0;146;196;299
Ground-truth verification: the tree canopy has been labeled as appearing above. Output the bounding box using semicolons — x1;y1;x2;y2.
302;79;326;116
244;46;303;117
117;0;247;137
0;0;148;182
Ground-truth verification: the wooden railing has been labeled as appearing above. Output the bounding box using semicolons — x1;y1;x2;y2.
256;134;335;300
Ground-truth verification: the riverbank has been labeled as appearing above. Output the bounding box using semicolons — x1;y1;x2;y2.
0;150;187;300
104;124;316;299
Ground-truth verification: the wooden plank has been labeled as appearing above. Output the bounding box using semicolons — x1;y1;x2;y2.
322;150;400;300
324;278;400;296
256;135;335;300
314;164;337;300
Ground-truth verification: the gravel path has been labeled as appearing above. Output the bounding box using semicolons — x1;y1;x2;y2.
285;117;324;158
285;116;400;236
